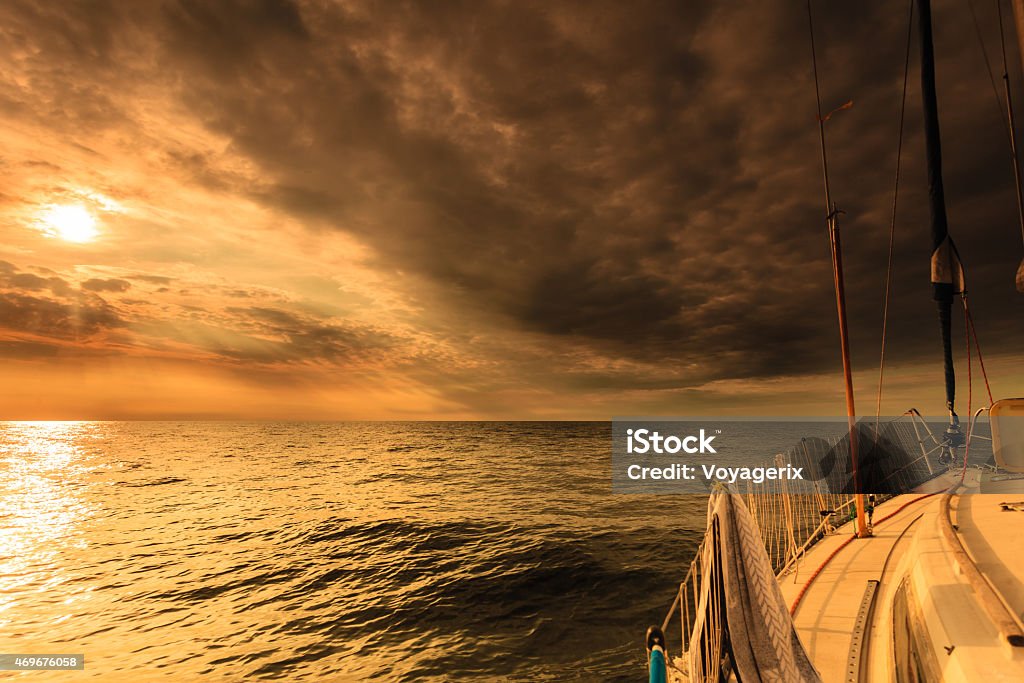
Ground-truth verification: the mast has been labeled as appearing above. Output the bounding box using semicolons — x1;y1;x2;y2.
806;0;869;538
917;0;964;446
829;218;869;536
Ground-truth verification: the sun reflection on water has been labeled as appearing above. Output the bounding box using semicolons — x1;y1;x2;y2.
0;422;96;629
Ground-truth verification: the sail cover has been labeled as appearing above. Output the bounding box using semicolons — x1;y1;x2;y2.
688;493;822;682
918;0;961;414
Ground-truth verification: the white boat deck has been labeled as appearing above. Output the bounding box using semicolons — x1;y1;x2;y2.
777;489;1024;682
777;493;937;680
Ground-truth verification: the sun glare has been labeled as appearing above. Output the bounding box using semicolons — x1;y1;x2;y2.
38;204;99;243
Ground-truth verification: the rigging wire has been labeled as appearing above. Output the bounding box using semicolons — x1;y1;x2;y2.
958;287;992;483
806;0;834;214
967;0;1014;143
964;296;994;402
960;0;1002;406
876;0;916;427
994;0;1024;251
962;295;973;481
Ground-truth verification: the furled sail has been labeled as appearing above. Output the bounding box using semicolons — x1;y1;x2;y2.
687;493;822;682
917;0;963;432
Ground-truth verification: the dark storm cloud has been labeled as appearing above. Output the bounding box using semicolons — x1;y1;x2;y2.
4;0;1022;393
142;0;757;375
153;0;1024;383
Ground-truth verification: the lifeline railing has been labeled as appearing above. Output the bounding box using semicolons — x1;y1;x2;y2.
660;492;861;678
656;412;947;680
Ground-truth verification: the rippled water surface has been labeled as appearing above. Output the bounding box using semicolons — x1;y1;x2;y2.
0;422;707;680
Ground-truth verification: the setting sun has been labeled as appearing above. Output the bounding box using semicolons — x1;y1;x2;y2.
37;204;98;243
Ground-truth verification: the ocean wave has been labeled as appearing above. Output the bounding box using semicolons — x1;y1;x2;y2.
0;421;699;681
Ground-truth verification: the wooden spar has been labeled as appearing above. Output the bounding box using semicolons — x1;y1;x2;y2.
829;217;869;538
806;0;869;538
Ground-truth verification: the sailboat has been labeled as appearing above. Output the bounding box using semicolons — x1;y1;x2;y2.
645;1;1024;680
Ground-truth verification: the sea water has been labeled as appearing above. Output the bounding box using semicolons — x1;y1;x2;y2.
0;421;707;681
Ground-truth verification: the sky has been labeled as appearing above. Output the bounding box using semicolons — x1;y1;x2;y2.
1;0;1023;420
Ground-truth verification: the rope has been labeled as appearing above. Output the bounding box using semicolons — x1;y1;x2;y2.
876;0;915;426
964;299;993;402
788;534;853;616
961;406;990;488
962;298;973;483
